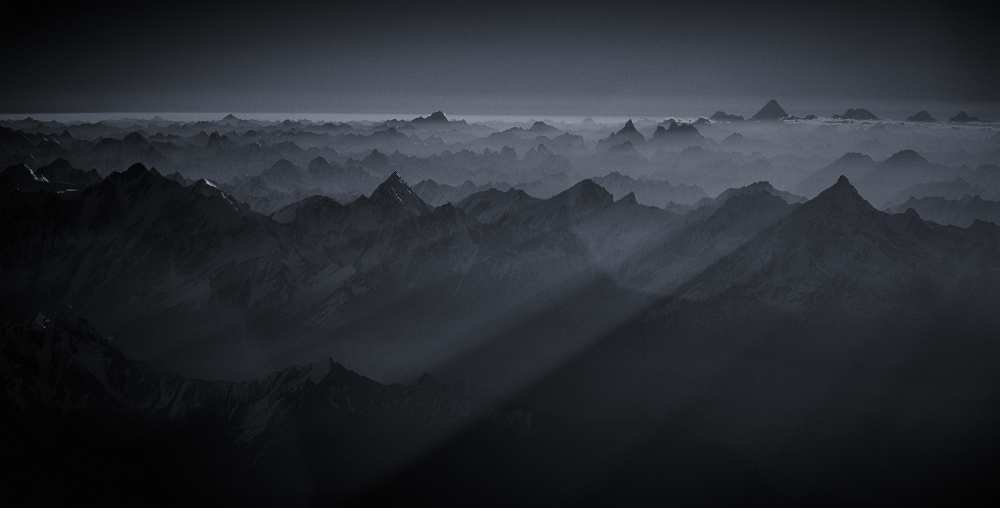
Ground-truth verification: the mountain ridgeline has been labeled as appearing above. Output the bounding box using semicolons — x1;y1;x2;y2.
3;110;1000;506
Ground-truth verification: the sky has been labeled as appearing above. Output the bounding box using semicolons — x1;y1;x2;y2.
2;0;997;114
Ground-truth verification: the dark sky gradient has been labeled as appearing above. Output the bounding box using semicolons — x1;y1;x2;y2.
2;0;997;113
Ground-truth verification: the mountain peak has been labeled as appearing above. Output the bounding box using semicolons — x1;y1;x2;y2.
884;149;928;165
907;110;936;122
124;162;151;177
370;172;430;214
529;121;558;133
383;171;404;186
751;99;788;121
413;111;449;124
950;111;981;123
618;192;639;205
308;156;330;169
123;132;148;145
190;178;238;209
806;174;874;216
600;119;646;148
553;179;614;209
834;108;879;121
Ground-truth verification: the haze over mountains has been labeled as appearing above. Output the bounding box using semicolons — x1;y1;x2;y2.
3;101;1000;506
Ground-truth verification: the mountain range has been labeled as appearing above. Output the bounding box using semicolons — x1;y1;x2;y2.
3;111;1000;506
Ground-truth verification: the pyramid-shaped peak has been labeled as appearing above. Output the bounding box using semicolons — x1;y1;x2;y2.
619;119;639;133
751;99;788;121
375;171;410;192
370;171;429;213
810;175;872;210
